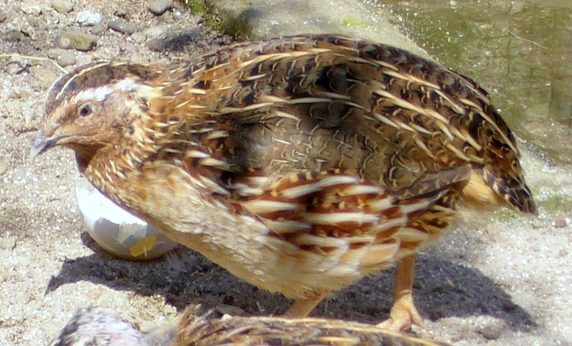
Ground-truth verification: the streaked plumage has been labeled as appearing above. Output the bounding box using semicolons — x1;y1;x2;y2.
31;34;536;330
50;307;450;346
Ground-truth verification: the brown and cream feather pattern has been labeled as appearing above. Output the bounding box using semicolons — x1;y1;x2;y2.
50;307;450;346
32;34;536;320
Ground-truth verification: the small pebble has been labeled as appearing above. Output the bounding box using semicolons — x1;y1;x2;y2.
119;43;139;54
359;285;372;294
31;66;59;85
131;32;147;44
0;9;7;22
47;48;76;67
0;235;17;250
5;30;25;42
55;35;73;49
554;214;567;228
21;4;42;15
5;61;26;75
531;219;544;229
0;161;8;176
143;24;172;38
46;48;65;59
17;17;37;40
76;11;103;26
90;23;106;35
145;38;165;51
57;51;76;66
51;0;74;13
148;0;173;15
63;31;97;51
108;19;138;35
478;322;505;340
172;10;183;20
115;8;128;18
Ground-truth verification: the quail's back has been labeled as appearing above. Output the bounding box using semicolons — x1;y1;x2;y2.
32;34;536;330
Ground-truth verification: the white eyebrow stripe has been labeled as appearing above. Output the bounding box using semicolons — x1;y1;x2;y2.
74;86;113;103
115;78;138;92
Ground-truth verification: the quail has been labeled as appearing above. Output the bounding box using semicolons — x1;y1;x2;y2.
50;306;449;346
31;34;537;330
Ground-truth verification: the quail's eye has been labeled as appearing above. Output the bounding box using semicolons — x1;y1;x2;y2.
77;103;94;118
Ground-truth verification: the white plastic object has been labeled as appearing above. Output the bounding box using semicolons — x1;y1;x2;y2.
75;179;178;260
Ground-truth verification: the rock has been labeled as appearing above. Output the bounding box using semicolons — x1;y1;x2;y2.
359;285;372;294
90;23;106;35
119;43;139;54
148;0;173;15
51;0;74;13
5;61;26;75
146;29;203;52
0;9;7;22
15;17;37;40
145;38;165;51
554;214;567;228
63;31;97;51
143;24;172;39
76;11;103;26
131;32;147;44
207;0;429;57
19;90;31;99
21;4;42;16
114;8;128;18
0;161;8;176
5;30;25;42
46;48;65;59
108;20;138;35
55;35;73;49
478;322;505;340
531;219;544;228
172;10;183;20
47;48;76;67
31;66;60;85
0;235;16;250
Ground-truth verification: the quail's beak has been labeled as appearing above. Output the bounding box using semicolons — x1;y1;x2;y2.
29;124;58;162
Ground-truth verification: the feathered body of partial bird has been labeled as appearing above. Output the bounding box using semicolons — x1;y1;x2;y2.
32;34;536;329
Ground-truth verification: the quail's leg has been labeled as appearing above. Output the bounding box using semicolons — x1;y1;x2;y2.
284;291;328;318
377;254;424;331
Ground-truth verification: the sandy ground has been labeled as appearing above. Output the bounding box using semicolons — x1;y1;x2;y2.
1;1;571;345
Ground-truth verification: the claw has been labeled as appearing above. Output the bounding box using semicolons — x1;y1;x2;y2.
377;290;425;331
377;254;424;331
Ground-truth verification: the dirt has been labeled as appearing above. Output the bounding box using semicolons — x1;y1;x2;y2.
0;1;571;345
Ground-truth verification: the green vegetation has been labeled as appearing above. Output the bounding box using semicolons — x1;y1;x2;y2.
493;208;518;222
538;194;572;214
180;0;253;41
341;18;369;29
185;0;207;14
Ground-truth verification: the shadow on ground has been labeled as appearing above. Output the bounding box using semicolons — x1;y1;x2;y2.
45;232;535;331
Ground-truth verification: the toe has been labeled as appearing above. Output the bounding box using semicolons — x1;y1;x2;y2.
376;293;424;331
